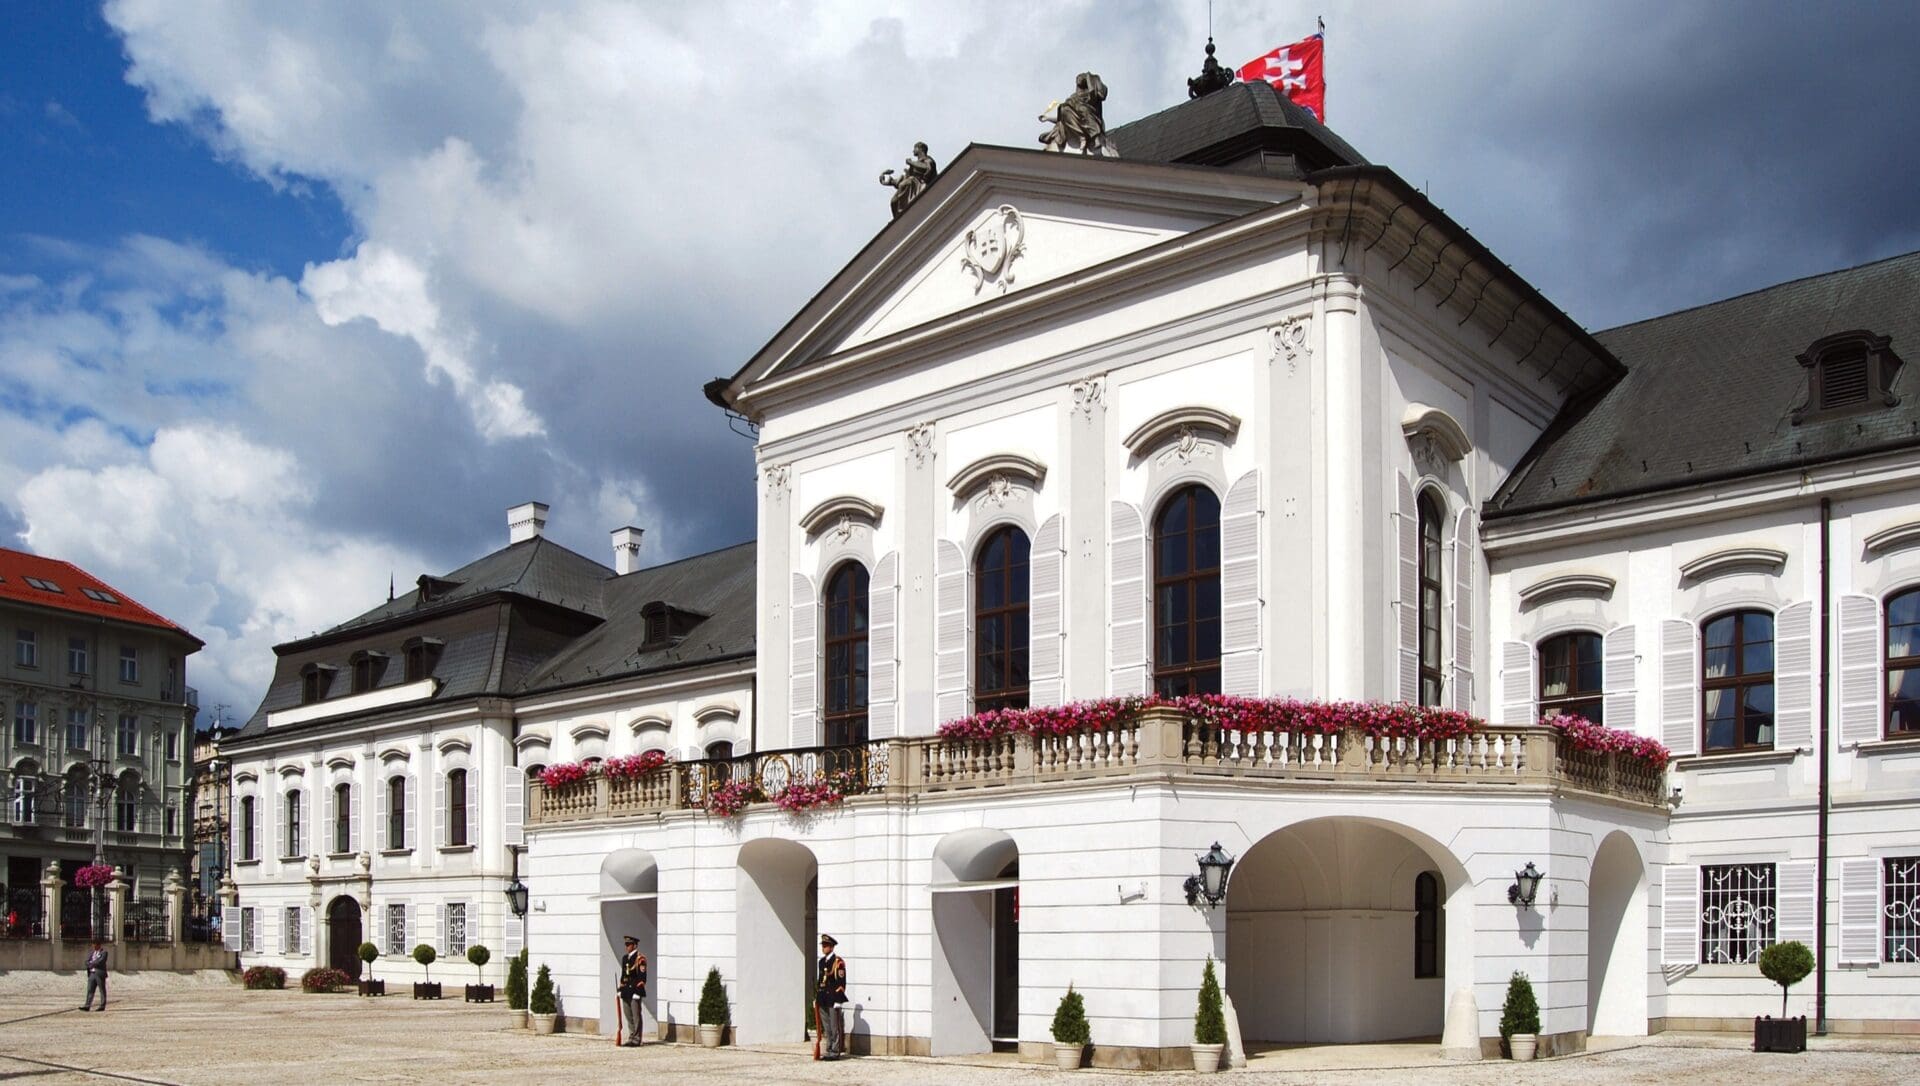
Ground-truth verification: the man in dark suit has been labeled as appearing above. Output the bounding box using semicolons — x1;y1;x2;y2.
617;935;647;1045
80;941;109;1011
815;934;847;1058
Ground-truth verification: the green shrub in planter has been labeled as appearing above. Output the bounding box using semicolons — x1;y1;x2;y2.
1499;972;1540;1040
506;950;528;1011
301;967;352;993
530;964;557;1015
1759;941;1815;1018
1051;985;1091;1046
698;966;731;1027
467;944;491;981
358;941;380;980
1195;958;1227;1045
242;965;286;990
412;943;437;981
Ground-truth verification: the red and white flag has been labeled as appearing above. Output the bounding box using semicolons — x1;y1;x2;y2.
1238;31;1325;121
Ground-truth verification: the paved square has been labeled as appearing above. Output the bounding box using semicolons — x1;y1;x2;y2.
1;972;1916;1084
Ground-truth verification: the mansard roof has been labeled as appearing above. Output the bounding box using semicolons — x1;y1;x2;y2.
1491;249;1920;517
1106;79;1366;175
316;535;612;641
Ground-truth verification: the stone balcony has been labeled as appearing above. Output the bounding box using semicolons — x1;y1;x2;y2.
527;706;1668;828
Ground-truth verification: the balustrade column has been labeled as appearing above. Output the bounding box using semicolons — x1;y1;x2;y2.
106;876;128;944
42;871;63;946
163;870;185;944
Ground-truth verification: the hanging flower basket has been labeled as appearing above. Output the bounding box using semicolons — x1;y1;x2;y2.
705;779;761;818
74;864;117;889
1547;715;1670;770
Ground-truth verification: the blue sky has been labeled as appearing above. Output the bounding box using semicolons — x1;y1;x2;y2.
1;2;1916;728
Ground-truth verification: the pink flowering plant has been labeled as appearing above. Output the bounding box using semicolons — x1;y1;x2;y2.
936;695;1484;744
704;778;761;818
603;750;672;782
74;864;116;889
770;770;860;814
937;697;1154;741
537;762;590;789
1547;714;1671;770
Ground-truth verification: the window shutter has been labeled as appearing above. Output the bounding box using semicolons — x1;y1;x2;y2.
438;902;449;956
349;783;361;853
304;789;314;855
377;779;390;850
433;773;445;849
1839;858;1882;964
262;786;277;859
1499;641;1535;725
230;792;241;861
1449;507;1475;712
1774;601;1815;750
1839;593;1883;746
404;776;417;850
1028;515;1065;707
1221;470;1262;697
222;905;240;948
465;769;478;847
503;770;524;848
1660;618;1699;758
324;785;336;852
1109;502;1147;696
1661;864;1699;966
1396;474;1419;702
935;540;969;722
504;914;524;957
261;906;278;958
1602;624;1637;732
868;552;898;739
303;906;313;958
1776;860;1817;949
789;572;818;747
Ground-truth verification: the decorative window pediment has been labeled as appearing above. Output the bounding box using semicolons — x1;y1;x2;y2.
568;723;610;744
1401;403;1473;470
1123;405;1241;458
324;755;356;772
946;453;1047;499
434;736;472;755
1864;520;1920;557
512;728;551;751
1679;547;1788;585
376;746;410;764
627;715;672;736
691;702;740;725
799;495;885;537
1517;573;1617;607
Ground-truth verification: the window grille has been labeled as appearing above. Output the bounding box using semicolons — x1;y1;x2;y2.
387;904;407;955
1887;857;1920;964
241;907;257;953
1700;863;1776;964
446;902;467;955
284;906;301;954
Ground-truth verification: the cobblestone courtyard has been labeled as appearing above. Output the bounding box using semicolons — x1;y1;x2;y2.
2;973;1917;1084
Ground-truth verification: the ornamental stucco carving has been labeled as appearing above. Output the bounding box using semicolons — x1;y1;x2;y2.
976;473;1017;509
1153;425;1219;468
1071;374;1106;419
1409;433;1448;478
1274;314;1312;375
762;463;791;496
906;422;936;467
961;205;1027;294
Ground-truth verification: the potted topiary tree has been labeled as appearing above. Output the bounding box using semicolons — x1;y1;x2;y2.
1050;985;1090;1070
530;964;559;1035
465;945;494;1002
358;941;384;996
412;943;441;1000
506;950;529;1029
1755;941;1813;1053
1192;957;1227;1072
1500;971;1541;1060
697;965;730;1047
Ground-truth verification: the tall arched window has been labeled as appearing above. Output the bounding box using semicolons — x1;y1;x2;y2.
446;769;468;847
114;773;138;832
1414;871;1440;978
1703;609;1775;752
332;782;352;853
1417;491;1445;706
1888;588;1920;736
823;562;870;746
1538;631;1604;723
239;795;257;860
1153;485;1223;696
387;776;407;849
975;526;1032;712
284;789;302;857
64;766;87;827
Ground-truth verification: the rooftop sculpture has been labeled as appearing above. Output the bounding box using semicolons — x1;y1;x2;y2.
1039;72;1117;157
1188;38;1235;98
879;142;938;218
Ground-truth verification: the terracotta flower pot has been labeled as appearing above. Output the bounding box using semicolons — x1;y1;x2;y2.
1509;1033;1537;1061
1053;1042;1086;1070
1190;1042;1225;1072
531;1012;557;1035
698;1023;724;1047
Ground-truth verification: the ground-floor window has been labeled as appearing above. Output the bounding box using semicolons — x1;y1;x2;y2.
445;901;467;955
240;906;257;953
283;906;301;954
1888;856;1920;963
1700;862;1776;964
386;903;406;955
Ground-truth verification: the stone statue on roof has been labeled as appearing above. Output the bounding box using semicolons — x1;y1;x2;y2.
1039;72;1118;157
879;142;938;219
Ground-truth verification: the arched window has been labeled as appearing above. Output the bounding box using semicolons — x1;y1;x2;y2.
239;795;257;860
1888;588;1920;736
1153;485;1222;697
1703;610;1775;752
64;766;88;828
446;769;468;847
1538;631;1604;723
823;561;870;746
1414;871;1440;978
115;773;139;832
332;782;352;853
284;789;302;857
705;740;734;762
975;526;1032;712
386;776;407;850
1417;491;1445;706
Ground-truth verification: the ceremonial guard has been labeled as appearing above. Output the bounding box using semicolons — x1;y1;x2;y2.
815;934;848;1059
617;935;647;1046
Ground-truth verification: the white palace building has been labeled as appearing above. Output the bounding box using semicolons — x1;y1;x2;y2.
227;77;1920;1064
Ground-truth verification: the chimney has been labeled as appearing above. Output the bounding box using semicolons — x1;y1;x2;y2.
611;526;645;575
507;501;549;544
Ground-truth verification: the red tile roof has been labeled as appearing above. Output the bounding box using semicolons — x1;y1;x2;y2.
0;546;199;644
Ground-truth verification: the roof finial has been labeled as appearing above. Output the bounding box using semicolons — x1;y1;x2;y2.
1188;36;1235;99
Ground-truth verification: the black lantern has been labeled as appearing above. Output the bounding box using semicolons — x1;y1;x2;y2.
1508;862;1543;907
504;876;530;918
1183;842;1236;907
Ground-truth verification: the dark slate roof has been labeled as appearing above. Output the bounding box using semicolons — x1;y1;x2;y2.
1491;250;1920;517
1107;79;1366;174
517;541;757;693
322;536;612;636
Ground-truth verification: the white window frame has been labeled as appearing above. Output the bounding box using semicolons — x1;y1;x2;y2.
117;714;139;757
68;637;88;676
386;903;408;956
119;645;139;684
241;906;258;953
13;701;37;746
15;629;36;668
1700;862;1778;964
284;905;302;954
445;901;468;956
66;708;88;751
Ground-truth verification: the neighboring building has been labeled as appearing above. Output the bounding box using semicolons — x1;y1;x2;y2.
187;722;234;935
505;73;1920;1063
0;546;201;937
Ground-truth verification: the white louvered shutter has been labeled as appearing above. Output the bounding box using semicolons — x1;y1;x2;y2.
868;553;898;738
1396;474;1419;702
465;770;478;847
1776;860;1817;949
503;770;524;848
1450;507;1474;712
262;787;277;859
504;914;524;957
789;573;818;747
349;784;362;853
433;773;445;849
376;780;390;850
438;903;449;957
934;541;969;722
1839;858;1882;964
230;792;241;861
325;785;337;853
1661;865;1699;966
404;776;417;850
1109;502;1148;696
1774;601;1815;750
303;788;314;855
1500;641;1535;725
261;907;278;958
1839;593;1883;746
1029;515;1065;707
222;904;240;947
1602;625;1637;731
1221;471;1262;697
303;906;314;958
1660;619;1699;758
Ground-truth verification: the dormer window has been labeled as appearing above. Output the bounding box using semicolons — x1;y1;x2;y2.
299;663;338;705
350;650;389;693
403;637;445;683
415;575;462;604
639;601;706;652
643;607;668;649
1794;330;1901;423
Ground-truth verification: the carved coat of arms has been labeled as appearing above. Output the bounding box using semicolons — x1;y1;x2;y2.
961;205;1026;294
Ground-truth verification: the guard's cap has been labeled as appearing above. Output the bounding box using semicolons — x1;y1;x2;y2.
819;934;837;947
623;935;638;945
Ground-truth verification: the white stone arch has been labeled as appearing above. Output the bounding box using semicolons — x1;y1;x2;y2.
734;838;819;1044
1587;830;1649;1037
599;847;660;1038
929;828;1021;1056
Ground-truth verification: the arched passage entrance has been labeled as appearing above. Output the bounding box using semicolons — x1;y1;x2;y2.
929;828;1020;1055
735;839;818;1044
1587;831;1648;1037
600;849;659;1038
1226;818;1472;1045
326;896;363;976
